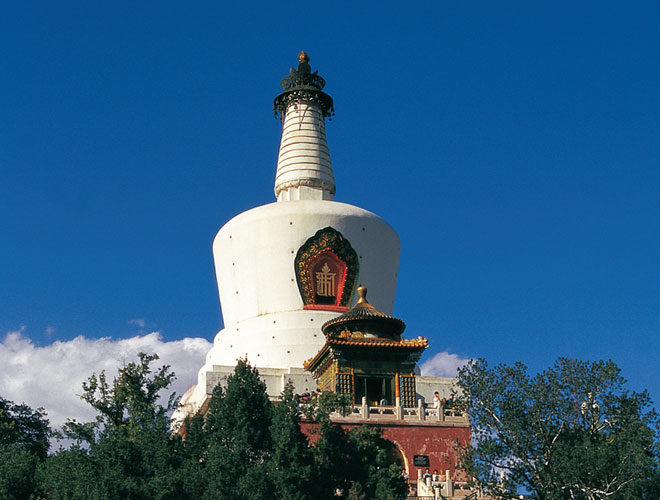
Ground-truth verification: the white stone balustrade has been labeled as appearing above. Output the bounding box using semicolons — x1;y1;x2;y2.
338;400;468;425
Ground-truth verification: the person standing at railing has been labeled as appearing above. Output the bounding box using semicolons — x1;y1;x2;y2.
433;392;441;416
445;393;463;416
442;393;455;416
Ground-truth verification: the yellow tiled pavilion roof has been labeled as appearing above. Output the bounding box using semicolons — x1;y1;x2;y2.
303;336;429;371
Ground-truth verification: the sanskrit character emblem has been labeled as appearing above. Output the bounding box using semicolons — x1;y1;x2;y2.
315;263;336;297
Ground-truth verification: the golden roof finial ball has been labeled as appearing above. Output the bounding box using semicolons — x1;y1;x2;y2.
298;50;310;63
356;285;368;304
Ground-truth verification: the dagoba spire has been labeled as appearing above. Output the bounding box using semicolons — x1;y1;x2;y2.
273;51;336;201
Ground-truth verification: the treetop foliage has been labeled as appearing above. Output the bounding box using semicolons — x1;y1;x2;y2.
0;354;407;499
64;352;178;445
457;357;660;500
204;357;272;458
197;358;407;500
3;352;657;500
0;396;51;459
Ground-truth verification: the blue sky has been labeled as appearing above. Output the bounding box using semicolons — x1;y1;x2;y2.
1;1;659;419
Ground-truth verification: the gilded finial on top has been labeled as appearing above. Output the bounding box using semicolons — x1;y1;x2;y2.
356;286;368;304
275;52;334;120
291;50;311;75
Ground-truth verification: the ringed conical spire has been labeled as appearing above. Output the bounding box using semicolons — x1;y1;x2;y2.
273;52;336;201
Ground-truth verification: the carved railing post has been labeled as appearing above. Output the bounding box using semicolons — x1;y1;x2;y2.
445;470;453;497
418;398;425;421
361;396;369;419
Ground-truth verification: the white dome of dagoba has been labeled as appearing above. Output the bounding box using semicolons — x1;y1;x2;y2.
177;52;401;416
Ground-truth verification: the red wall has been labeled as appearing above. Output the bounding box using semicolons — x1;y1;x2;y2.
300;422;471;481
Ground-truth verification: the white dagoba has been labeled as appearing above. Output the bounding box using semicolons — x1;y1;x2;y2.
177;52;401;417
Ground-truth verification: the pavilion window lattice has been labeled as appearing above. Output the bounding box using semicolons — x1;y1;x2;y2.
335;372;353;399
399;375;416;408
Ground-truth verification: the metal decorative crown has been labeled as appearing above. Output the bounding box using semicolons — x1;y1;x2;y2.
274;51;335;121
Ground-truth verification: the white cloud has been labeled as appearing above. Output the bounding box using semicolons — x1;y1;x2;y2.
419;351;471;378
0;329;211;430
127;318;146;328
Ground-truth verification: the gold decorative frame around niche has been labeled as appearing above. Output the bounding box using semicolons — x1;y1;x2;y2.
294;227;359;311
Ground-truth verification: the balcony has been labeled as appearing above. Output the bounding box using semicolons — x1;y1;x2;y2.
326;397;469;426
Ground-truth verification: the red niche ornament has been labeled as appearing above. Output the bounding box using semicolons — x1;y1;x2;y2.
294;227;359;311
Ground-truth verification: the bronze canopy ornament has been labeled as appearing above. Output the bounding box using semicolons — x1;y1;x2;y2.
274;51;335;121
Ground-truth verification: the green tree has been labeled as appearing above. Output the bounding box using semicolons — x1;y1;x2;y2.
54;352;186;500
456;358;660;500
202;358;273;500
0;396;52;500
36;446;105;500
0;445;40;500
178;412;210;499
0;396;52;459
310;393;407;500
313;414;354;499
270;381;316;500
64;352;178;443
348;426;407;500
